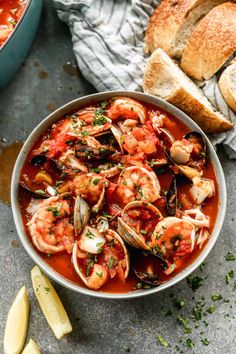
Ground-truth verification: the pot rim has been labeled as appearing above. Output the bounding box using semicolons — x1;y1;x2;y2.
11;91;227;300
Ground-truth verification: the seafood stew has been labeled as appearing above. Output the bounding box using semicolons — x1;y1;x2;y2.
18;96;219;293
0;0;28;48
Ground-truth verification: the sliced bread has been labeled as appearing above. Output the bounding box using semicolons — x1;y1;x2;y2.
219;60;236;112
181;2;236;80
144;0;226;59
143;48;233;133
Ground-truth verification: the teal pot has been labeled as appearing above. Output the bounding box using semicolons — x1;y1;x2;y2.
0;0;43;89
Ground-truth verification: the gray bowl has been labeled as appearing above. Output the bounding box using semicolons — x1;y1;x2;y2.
11;91;227;299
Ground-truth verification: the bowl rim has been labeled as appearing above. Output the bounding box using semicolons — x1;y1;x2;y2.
11;91;227;300
0;0;33;54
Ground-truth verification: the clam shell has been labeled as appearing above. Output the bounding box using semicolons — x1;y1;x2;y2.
118;217;149;250
74;196;90;235
118;201;163;250
105;229;130;279
110;125;124;153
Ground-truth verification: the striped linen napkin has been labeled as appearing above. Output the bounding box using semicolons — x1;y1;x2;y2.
53;0;236;158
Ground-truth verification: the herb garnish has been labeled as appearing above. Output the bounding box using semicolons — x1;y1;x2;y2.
108;255;114;269
157;335;169;348
226;270;234;284
225;252;236;261
201;338;210;346
187;275;203;291
211;294;222;301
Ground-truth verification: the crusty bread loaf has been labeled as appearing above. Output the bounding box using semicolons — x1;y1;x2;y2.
219;60;236;112
144;0;226;59
181;2;236;80
143;48;233;133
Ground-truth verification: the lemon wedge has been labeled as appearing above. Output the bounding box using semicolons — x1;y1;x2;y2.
22;339;41;354
4;286;29;354
31;265;72;339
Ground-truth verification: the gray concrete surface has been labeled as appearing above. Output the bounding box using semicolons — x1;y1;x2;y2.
0;1;236;353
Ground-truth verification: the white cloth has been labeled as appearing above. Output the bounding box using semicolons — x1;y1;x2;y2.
53;0;236;158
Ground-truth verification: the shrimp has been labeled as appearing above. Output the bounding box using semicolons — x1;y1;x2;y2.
72;173;109;212
107;97;147;123
123;126;158;155
151;217;195;274
27;196;74;254
116;166;160;205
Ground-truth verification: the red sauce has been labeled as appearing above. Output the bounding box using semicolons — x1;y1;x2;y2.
0;0;28;47
18;100;219;293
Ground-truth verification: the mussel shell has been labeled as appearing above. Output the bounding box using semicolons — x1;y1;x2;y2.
31;154;47;166
184;131;207;156
75;145;115;160
20;180;49;199
166;177;178;216
133;269;159;286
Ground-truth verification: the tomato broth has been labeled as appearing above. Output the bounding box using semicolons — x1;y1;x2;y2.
0;0;28;47
18;98;219;293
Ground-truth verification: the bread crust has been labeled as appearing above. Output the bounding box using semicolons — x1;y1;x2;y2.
181;2;236;80
143;49;233;133
219;60;236;112
144;0;226;58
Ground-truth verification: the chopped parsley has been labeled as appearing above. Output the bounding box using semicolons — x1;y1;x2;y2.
35;189;46;195
96;272;103;278
201;338;210;346
157;335;169;348
187;275;203;291
108;255;114;269
93;178;100;186
86;259;95;277
226;270;234;284
207;305;216;314
134;282;143;290
225;252;235;261
177;315;191;333
174;299;185;310
192;305;202;321
211;294;222;301
8;18;16;26
85;230;95;239
200;262;206;271
100;101;108;109
186;338;194;349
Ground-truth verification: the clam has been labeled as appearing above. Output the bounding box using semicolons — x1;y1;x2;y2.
110;125;124;153
118;201;163;251
77;226;106;254
74;196;90;235
96;216;109;233
72;228;130;290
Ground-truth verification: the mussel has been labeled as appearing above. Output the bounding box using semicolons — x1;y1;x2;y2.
75;145;116;160
133;270;159;286
166;176;178;216
118;201;163;251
